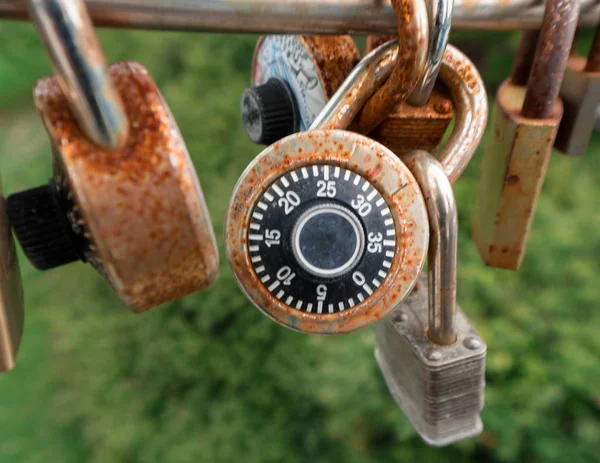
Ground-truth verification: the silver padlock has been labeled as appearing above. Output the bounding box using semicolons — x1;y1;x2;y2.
375;151;487;447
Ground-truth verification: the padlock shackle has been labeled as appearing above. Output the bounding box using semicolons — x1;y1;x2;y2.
311;41;487;185
437;45;488;184
520;0;579;119
402;150;457;346
28;0;129;150
310;40;398;131
408;0;453;106
353;0;429;134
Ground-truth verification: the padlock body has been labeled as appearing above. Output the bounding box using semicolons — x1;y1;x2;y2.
554;56;600;156
252;35;360;130
0;179;24;373
369;87;454;155
374;275;486;447
472;79;563;270
35;62;219;313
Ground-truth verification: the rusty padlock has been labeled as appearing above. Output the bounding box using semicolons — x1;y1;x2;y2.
554;22;600;155
472;0;579;270
225;29;487;335
226;39;429;335
7;0;218;313
240;35;360;144
362;0;454;155
0;177;24;373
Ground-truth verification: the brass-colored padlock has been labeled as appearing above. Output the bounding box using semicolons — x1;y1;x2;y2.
362;0;454;155
554;22;600;155
240;35;360;144
472;0;579;270
8;0;218;313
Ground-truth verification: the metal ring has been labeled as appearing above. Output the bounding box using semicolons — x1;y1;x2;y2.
311;41;488;185
408;0;454;106
28;0;129;150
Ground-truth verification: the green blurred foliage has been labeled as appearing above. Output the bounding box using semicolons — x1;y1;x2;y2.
0;22;598;463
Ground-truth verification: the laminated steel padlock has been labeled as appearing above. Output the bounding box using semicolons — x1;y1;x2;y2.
240;35;360;144
375;150;486;447
7;0;218;313
0;178;24;373
225;38;487;334
554;22;600;155
472;0;579;270
363;0;455;155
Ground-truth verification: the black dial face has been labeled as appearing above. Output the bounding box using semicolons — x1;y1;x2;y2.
246;164;397;314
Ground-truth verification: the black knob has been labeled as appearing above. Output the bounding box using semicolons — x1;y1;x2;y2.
6;183;83;270
241;78;299;145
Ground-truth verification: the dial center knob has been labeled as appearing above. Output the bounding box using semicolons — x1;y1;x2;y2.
292;203;365;279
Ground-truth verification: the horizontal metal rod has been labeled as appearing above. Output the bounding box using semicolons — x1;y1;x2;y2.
1;0;599;32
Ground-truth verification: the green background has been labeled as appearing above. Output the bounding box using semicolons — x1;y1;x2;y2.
0;22;598;463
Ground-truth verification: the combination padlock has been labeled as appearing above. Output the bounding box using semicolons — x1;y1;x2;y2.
227;39;430;335
0;177;24;373
7;0;218;313
554;22;600;155
363;0;455;155
472;0;579;270
225;35;487;334
240;35;360;144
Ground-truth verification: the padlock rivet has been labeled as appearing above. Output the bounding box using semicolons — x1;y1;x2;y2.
463;337;482;350
393;311;408;323
426;350;442;361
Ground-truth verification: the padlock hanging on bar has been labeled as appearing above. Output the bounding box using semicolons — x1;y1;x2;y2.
472;0;579;270
374;150;487;447
7;0;219;313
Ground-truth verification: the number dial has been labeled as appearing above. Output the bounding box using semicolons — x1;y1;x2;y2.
248;165;395;314
225;129;429;334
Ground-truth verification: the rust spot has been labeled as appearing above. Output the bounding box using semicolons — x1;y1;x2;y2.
505;174;520;186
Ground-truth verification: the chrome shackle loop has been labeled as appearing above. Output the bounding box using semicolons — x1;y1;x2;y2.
28;0;129;150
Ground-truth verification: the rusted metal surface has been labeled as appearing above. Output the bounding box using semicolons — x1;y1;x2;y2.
365;35;396;54
555;20;600;155
369;87;454;155
0;178;24;373
225;130;429;334
312;42;488;184
312;40;399;131
29;0;129;150
472;81;563;270
35;61;219;312
252;35;360;100
521;0;579;119
354;0;429;134
2;0;600;32
432;45;488;184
